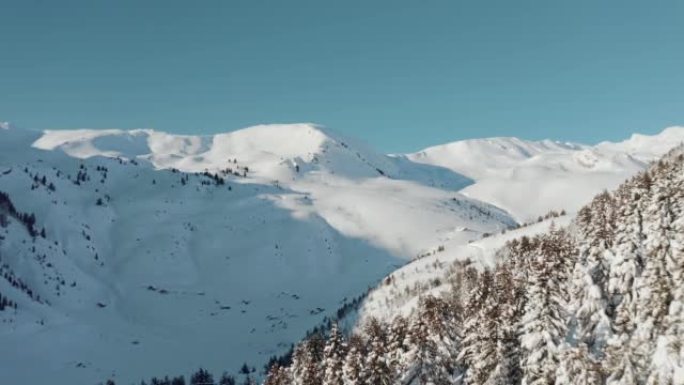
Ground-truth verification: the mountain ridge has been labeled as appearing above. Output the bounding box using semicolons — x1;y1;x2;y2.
0;122;682;384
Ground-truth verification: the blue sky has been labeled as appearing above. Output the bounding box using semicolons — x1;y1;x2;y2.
2;0;684;152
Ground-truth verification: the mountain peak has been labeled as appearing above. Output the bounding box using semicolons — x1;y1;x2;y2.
595;126;684;162
31;123;394;180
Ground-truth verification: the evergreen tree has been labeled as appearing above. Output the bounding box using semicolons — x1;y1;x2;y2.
571;254;611;356
343;334;365;385
520;234;568;385
604;335;642;385
386;315;410;379
291;339;322;385
322;323;346;385
363;317;392;385
264;364;291;385
189;368;213;385
604;176;651;384
487;261;523;385
642;159;682;384
458;271;495;385
555;344;603;385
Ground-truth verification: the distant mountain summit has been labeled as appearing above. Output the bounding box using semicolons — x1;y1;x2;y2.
33;124;397;181
408;127;684;221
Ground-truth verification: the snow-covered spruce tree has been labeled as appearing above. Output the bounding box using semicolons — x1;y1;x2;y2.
604;336;641;385
291;336;323;385
519;232;570;385
423;296;458;384
404;311;430;384
572;194;615;356
401;296;456;385
555;343;602;385
570;256;612;357
363;317;392;385
642;155;684;384
322;323;347;385
608;173;650;328
505;235;538;316
264;364;292;385
603;172;653;385
628;163;677;383
650;151;684;384
486;260;523;385
458;270;496;385
386;315;410;379
343;334;366;385
576;193;615;318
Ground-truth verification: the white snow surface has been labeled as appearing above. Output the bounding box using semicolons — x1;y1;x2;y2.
0;123;511;384
407;126;684;222
0;122;679;384
356;216;572;326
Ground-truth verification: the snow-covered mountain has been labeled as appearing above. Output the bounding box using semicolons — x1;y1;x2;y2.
268;143;684;385
0;123;512;385
0;122;681;384
33;124;471;190
406;126;684;222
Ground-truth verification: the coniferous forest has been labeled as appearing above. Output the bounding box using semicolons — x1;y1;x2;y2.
257;145;684;384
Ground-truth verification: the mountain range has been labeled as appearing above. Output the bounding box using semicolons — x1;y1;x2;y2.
0;122;682;384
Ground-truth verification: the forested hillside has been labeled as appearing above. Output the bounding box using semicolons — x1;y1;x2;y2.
262;144;684;384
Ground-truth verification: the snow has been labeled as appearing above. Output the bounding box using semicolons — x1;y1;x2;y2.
32;123;509;257
0;123;512;384
0;121;679;384
407;127;684;222
356;216;572;325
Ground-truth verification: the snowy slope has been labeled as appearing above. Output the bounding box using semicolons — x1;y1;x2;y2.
33;124;471;189
355;215;572;325
407;127;684;222
2;121;680;384
33;124;509;257
0;124;513;385
269;144;684;385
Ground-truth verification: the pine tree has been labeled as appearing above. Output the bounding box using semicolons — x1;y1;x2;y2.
291;338;322;385
555;344;603;385
572;195;615;357
631;172;675;382
322;323;346;385
189;368;213;385
604;176;651;384
520;234;568;385
264;364;291;385
487;261;523;385
642;159;682;384
386;315;410;379
343;334;366;385
459;271;495;385
656;177;684;383
571;254;611;356
425;297;457;384
363;317;392;385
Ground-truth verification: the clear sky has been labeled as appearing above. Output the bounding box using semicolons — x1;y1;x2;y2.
2;0;684;152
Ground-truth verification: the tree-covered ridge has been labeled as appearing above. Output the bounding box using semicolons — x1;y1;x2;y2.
264;144;684;385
